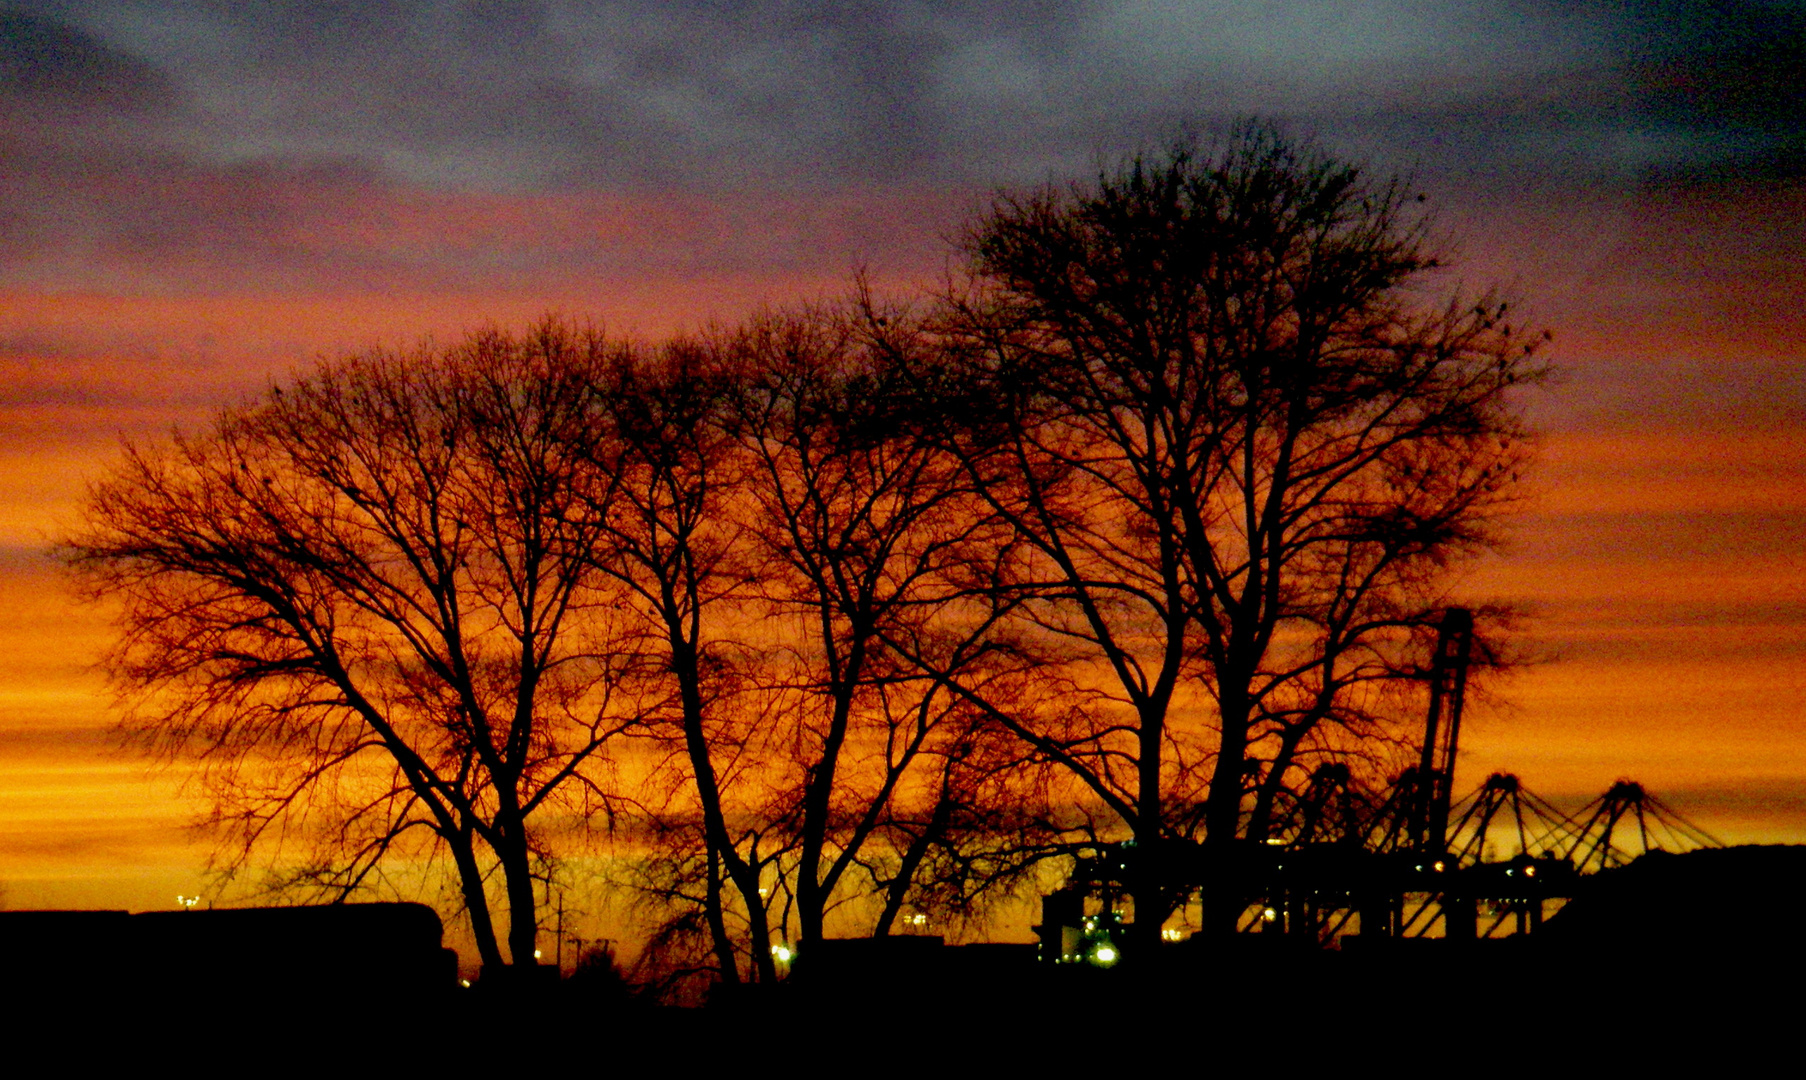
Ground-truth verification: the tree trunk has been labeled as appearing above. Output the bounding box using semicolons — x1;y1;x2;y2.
449;830;506;970
672;634;775;982
1246;725;1307;845
1201;680;1253;935
1129;703;1165;958
703;843;739;984
494;814;540;966
874;783;951;937
796;687;856;952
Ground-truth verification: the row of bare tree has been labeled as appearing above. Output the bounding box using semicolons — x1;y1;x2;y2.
64;128;1545;978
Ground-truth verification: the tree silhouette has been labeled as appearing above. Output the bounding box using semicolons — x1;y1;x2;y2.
934;124;1547;937
64;126;1550;979
724;307;1030;955
581;312;1043;983
64;322;648;971
579;335;782;984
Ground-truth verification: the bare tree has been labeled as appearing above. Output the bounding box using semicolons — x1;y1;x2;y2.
587;310;1066;981
63;321;646;971
864;704;1070;939
65;124;1546;981
724;306;1028;954
579;337;784;984
940;124;1547;936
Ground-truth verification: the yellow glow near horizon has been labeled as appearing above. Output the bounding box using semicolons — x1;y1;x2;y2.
0;186;1800;942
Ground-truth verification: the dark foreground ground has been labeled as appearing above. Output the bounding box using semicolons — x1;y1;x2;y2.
9;846;1802;1070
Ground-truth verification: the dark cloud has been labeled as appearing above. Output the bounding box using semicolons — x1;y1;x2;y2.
1627;0;1806;128
3;1;1799;301
0;5;174;105
1617;0;1806;183
4;1;1796;193
34;0;1091;188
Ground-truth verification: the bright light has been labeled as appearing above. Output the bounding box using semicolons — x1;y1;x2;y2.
1093;946;1118;965
1261;907;1278;923
1160;928;1183;942
1525;866;1537;878
1265;837;1286;846
459;979;472;989
771;945;793;963
533;949;543;960
1433;860;1446;873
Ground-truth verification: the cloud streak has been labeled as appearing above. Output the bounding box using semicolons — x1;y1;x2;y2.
9;1;1799;191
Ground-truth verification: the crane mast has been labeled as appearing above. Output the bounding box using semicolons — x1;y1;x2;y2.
1410;607;1474;856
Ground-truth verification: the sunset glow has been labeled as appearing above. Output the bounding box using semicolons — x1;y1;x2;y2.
1;4;1800;963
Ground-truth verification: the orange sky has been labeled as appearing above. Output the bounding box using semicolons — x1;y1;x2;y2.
2;184;1801;917
2;2;1802;926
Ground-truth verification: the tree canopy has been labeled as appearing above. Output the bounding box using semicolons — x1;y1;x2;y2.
66;125;1546;980
64;325;648;969
930;126;1545;932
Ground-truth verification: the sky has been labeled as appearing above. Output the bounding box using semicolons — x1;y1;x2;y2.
1;0;1802;917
